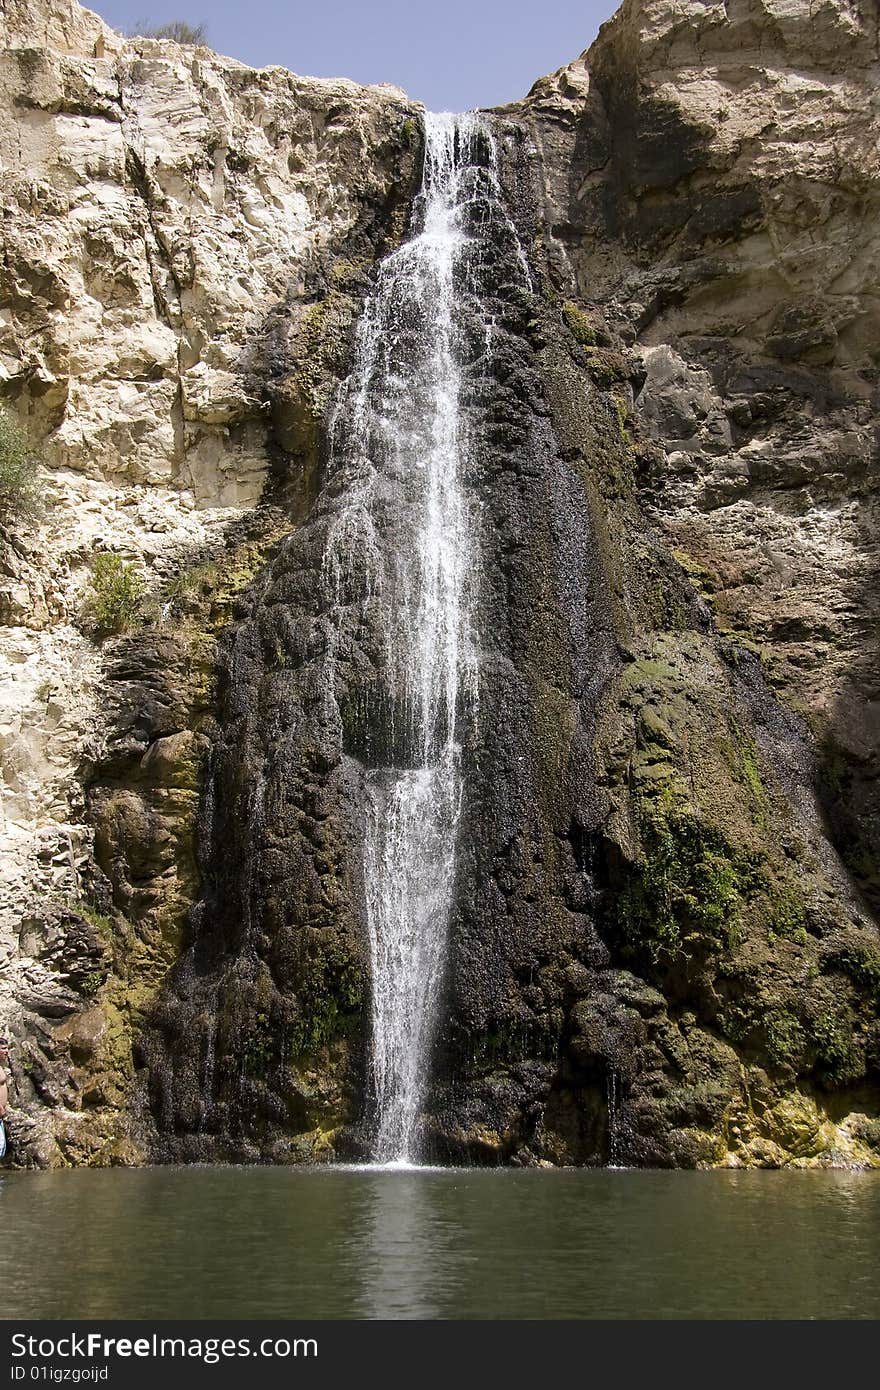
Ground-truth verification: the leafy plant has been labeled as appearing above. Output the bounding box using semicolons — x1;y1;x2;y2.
87;553;146;638
0;406;43;523
69;901;115;936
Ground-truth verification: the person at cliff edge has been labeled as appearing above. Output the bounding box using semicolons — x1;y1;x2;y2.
0;1039;12;1160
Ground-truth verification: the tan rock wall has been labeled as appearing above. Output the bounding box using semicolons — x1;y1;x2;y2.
0;0;416;1161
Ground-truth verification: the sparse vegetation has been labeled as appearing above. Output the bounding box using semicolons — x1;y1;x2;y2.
69;901;115;936
163;560;219;604
0;406;43;523
128;18;208;45
86;553;146;638
561;300;597;347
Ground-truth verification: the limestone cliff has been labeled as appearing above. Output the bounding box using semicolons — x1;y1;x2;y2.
0;0;417;1163
1;0;878;1169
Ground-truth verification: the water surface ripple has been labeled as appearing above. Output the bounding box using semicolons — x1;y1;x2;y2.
2;1168;878;1319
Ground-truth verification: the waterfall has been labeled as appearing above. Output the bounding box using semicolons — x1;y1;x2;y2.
323;111;517;1164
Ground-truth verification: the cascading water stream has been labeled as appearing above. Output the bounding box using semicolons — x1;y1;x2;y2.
323;112;521;1164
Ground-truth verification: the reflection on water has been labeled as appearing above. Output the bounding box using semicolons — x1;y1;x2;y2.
0;1167;878;1319
359;1172;439;1319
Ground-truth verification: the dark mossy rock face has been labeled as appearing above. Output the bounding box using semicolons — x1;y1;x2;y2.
413;122;880;1164
119;121;429;1164
457;0;880;1166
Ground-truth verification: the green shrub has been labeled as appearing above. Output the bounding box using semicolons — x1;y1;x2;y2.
128;18;208;44
0;406;42;522
87;553;146;637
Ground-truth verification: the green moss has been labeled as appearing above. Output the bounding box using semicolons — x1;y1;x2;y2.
764;1010;806;1068
586;356;619;388
292;289;357;425
641;576;688;632
738;737;765;809
285;939;364;1065
670;548;716;594
824;938;880;990
329;257;365;288
617;794;744;964
580;350;630;391
242;1010;275;1074
810;1010;862;1088
401;116;417;145
621;657;680;690
769;885;807;941
613;393;631;435
561;301;596;346
540;277;560;309
716;724;771;829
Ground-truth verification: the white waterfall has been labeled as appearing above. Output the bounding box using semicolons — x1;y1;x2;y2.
324;112;509;1163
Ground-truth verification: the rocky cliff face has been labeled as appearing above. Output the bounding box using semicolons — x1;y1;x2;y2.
0;0;417;1163
519;0;880;907
476;0;880;1166
1;0;878;1169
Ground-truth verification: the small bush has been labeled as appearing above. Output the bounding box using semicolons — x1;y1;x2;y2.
87;553;146;638
128;18;208;44
0;407;42;522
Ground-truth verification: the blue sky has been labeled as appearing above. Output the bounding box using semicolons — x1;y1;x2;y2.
87;0;618;110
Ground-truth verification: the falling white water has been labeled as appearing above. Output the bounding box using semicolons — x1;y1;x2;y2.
323;112;514;1163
